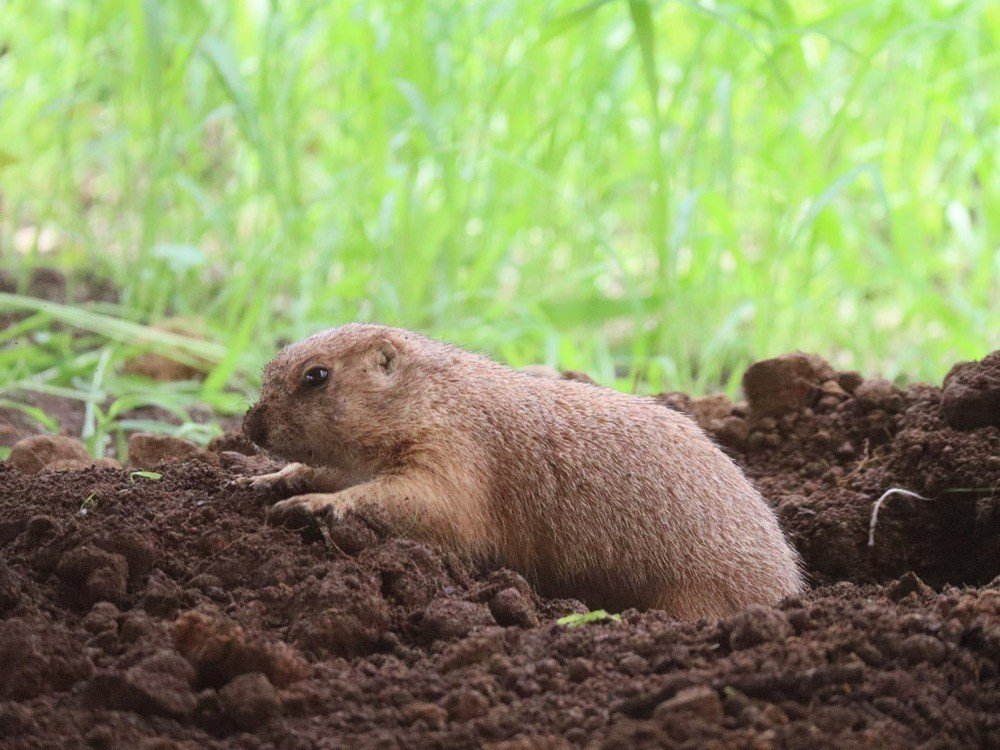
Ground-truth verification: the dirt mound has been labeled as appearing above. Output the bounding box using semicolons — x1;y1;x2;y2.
941;351;1000;430
662;351;1000;588
1;352;999;748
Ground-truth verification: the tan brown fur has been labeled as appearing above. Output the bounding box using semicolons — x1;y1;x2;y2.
242;323;803;618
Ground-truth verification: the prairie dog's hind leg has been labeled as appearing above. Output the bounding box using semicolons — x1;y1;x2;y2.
265;492;355;529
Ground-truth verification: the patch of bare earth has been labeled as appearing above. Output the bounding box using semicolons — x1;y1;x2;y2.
1;349;998;748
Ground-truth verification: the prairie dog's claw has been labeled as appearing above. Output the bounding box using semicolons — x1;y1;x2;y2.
238;474;272;489
231;467;299;498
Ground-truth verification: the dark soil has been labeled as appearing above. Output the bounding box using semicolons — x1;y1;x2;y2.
2;352;999;748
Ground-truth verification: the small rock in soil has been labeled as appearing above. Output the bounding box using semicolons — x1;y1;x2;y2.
124;650;199;717
618;654;648;676
886;572;933;602
835;370;865;393
489;587;538;627
941;350;1000;430
814;379;849;412
143;569;192;616
325;513;380;555
219;672;281;729
82;602;121;634
439;631;506;672
120;610;161;644
172;610;309;688
366;539;457;608
6;434;93;474
128;433;201;467
728;605;793;650
443;687;491;722
55;545;129;606
852;378;905;414
83;565;129;605
421;598;496;642
651;685;724;722
742;353;834;416
896;634;947;665
402;701;448;730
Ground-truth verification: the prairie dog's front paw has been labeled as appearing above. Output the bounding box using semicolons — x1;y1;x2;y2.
265;493;356;529
231;463;309;499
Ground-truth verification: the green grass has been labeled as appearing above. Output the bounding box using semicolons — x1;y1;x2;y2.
1;0;997;436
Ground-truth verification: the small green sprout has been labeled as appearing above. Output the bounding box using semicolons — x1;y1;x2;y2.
129;471;163;482
556;609;621;627
79;493;97;515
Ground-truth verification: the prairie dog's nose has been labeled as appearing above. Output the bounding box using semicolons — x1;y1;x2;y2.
243;403;269;447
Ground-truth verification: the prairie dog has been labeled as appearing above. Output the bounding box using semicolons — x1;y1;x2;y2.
241;324;803;617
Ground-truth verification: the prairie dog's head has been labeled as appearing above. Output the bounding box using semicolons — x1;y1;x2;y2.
243;324;426;472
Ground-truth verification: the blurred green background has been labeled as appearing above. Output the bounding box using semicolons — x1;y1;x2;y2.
1;0;998;447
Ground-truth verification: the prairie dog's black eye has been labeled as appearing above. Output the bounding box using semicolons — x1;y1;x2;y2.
302;366;329;388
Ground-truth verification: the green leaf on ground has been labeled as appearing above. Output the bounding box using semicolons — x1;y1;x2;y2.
557;609;621;627
129;471;163;481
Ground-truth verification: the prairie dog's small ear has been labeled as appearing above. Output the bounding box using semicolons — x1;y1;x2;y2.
376;340;398;373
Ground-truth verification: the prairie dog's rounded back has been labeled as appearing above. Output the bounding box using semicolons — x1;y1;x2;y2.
374;332;802;616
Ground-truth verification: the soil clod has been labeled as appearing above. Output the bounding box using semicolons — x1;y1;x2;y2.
742;352;834;416
127;433;203;468
7;434;94;474
941;350;1000;430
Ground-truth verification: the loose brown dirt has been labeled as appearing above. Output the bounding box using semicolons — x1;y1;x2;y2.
1;352;999;749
